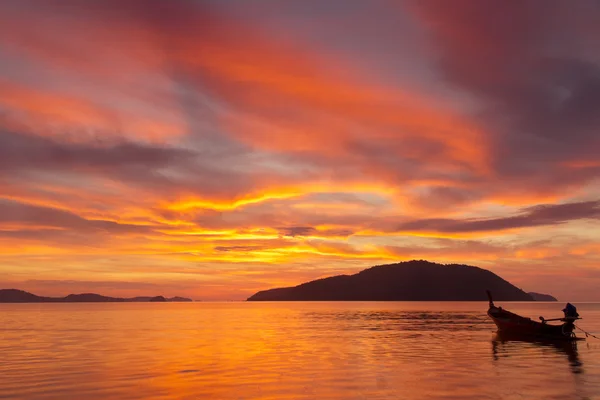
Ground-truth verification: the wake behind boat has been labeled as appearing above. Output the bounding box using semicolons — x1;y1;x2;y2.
486;290;583;341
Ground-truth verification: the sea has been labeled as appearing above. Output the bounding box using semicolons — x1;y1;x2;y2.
1;301;600;400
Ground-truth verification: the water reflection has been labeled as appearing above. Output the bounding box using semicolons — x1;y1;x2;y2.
307;310;490;332
1;303;598;399
491;332;584;374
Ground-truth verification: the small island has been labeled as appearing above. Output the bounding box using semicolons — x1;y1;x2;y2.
247;260;538;301
0;289;193;303
528;292;558;301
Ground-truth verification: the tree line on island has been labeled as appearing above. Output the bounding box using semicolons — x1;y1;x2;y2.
246;260;557;301
1;260;557;303
0;289;193;303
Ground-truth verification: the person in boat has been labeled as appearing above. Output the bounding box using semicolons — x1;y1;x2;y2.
560;303;579;334
563;303;579;320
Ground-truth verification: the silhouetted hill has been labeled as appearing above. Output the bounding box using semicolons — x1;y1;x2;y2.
130;296;153;302
168;296;193;302
0;289;192;303
130;296;192;302
63;293;126;302
247;260;535;301
528;292;558;301
0;289;52;302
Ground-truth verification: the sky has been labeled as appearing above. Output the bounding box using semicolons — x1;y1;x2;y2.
0;0;599;301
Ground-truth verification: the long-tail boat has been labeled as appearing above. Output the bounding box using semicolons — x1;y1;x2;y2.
486;290;582;341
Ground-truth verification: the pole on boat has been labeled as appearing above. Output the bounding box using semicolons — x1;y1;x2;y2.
539;316;564;323
486;290;494;308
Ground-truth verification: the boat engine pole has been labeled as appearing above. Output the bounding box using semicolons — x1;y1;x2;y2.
486;290;494;308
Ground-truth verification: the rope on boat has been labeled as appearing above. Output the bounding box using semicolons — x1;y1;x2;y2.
575;324;600;340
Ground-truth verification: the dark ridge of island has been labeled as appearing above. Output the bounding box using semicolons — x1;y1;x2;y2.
528;292;558;302
0;289;193;303
247;260;535;301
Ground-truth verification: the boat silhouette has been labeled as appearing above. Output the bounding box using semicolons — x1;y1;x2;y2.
486;290;582;341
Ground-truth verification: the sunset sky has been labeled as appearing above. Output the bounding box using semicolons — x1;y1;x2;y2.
1;0;599;301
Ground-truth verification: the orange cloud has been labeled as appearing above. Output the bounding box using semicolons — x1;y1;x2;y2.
0;80;185;144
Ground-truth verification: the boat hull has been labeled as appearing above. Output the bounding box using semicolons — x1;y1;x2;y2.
488;306;576;341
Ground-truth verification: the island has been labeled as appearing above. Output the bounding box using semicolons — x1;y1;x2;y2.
0;289;193;303
528;292;558;301
247;260;535;301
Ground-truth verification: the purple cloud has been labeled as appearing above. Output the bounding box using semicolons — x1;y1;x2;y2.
397;201;600;234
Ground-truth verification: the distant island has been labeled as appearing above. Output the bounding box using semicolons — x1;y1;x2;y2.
247;260;539;301
528;292;558;301
0;289;193;303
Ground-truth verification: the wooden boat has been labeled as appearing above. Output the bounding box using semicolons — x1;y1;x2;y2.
486;290;582;341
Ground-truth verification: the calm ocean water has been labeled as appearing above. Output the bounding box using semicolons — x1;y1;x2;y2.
1;301;600;399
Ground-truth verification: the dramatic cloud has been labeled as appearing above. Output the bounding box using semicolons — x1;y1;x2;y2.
396;201;600;234
411;1;600;185
0;128;193;173
0;0;599;300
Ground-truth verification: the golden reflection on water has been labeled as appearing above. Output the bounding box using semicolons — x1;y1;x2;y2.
1;302;600;399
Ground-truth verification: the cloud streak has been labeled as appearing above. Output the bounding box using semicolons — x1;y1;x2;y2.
396;201;600;234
